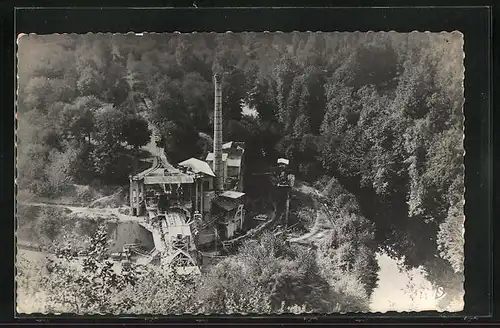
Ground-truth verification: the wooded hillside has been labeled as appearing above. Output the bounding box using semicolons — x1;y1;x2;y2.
17;31;464;311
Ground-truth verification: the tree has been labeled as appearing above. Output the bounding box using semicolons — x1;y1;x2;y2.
317;33;464;278
181;72;212;131
437;201;464;275
199;233;334;313
247;75;279;123
300;66;327;134
274;54;299;130
23;77;73;113
121;265;200;314
44;146;79;195
16;32;465;308
122;115;151;149
42;224;138;314
315;177;379;311
221;68;246;122
317;212;378;310
57;96;100;145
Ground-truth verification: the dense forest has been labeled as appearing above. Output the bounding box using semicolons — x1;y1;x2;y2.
17;31;464;312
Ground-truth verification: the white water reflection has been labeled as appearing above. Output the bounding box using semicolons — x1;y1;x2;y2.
370;252;440;312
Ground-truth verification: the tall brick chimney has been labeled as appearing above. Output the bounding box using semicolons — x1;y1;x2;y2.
213;73;224;193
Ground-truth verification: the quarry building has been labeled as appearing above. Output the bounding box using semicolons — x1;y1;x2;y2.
117;73;246;274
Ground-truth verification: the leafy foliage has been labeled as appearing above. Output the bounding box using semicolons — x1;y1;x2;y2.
37;225;138;314
437;198;464;274
17;205;101;253
315;177;379;311
198;233;334;313
17;32;464;311
18;228;330;314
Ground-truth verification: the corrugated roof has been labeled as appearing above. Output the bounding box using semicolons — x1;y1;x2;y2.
206;152;228;162
132;157;160;180
178;158;215;177
144;174;194;185
163;249;200;275
214;196;241;211
220;190;245;199
164;211;188;228
132;155;180;180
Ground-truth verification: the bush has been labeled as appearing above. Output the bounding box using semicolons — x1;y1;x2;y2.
437;201;464;274
292;208;316;230
35;212;61;242
74;185;99;204
321;176;362;215
197;260;273;314
317;218;378;312
44;147;79;196
198;233;334;313
88;187;128;208
122;265;200;314
314;177;379;310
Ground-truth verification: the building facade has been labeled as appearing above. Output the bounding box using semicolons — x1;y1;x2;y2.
206;141;245;192
123;73;247;271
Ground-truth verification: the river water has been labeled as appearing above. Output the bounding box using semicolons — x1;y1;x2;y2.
369;252;440;312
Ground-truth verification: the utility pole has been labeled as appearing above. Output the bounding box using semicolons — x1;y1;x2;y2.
214;227;218;254
285;173;295;228
285;189;290;227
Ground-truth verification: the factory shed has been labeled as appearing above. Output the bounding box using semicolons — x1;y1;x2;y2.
163;249;202;275
129;153;197;216
127;73;248;262
144;174;194;185
178;157;216;222
179;158;215;177
206;141;245;191
213;197;240;212
220;190;245;199
213;191;245;240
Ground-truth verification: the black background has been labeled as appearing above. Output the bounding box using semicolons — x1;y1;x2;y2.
1;2;496;326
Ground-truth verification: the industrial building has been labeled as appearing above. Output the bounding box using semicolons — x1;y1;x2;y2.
119;73;246;273
206;141;245;192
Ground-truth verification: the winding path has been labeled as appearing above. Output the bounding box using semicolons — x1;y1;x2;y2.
288;184;334;245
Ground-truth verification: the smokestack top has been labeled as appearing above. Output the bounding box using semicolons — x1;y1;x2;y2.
213;73;221;82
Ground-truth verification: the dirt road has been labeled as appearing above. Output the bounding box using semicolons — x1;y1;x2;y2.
18;201;142;222
288;184;333;245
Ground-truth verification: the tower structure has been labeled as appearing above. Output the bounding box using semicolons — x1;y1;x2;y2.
213;73;224;193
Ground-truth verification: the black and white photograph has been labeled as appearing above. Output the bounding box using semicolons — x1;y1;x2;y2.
16;31;464;314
